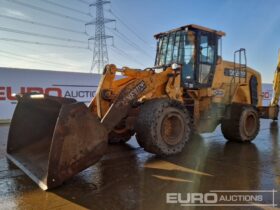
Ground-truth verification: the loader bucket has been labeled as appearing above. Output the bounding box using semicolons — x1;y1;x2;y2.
7;94;108;190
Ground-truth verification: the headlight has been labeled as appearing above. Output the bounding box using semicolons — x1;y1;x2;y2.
171;63;179;70
154;68;164;73
30;94;45;99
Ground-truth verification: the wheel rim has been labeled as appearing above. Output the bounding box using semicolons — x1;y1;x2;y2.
244;112;257;137
161;113;184;145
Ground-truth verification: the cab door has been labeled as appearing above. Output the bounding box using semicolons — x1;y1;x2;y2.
196;32;217;87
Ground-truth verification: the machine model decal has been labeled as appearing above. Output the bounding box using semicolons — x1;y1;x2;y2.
213;89;225;97
115;80;147;108
224;68;246;78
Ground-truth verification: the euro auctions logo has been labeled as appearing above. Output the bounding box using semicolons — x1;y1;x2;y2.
0;86;62;101
166;190;277;207
0;85;95;102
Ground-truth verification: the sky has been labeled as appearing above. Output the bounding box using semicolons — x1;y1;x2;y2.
0;0;279;82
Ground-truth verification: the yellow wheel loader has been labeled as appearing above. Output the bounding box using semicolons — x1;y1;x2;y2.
7;24;280;190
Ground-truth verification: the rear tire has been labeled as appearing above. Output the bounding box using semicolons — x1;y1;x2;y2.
221;105;260;142
135;99;191;156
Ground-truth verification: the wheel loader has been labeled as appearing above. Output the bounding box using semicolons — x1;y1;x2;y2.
6;24;280;190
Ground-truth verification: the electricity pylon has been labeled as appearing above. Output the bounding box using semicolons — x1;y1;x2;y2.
86;0;115;73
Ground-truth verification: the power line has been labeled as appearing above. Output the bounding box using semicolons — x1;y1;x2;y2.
0;53;53;67
107;9;153;49
0;38;90;50
0;49;80;68
8;42;43;54
108;27;153;59
0;26;87;44
110;45;146;67
0;53;73;68
76;0;90;5
1;53;83;70
5;0;87;23
38;0;91;17
0;14;86;35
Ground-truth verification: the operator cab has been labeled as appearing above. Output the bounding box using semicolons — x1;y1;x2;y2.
154;24;225;88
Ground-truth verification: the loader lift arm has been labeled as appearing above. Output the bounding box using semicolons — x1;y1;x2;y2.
90;64;183;132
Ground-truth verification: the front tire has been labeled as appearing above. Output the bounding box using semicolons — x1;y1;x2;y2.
135;99;191;156
221;105;260;142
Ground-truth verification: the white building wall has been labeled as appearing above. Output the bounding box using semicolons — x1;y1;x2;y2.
0;67;101;121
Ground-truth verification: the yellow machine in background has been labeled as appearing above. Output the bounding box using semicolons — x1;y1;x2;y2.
6;24;280;190
271;53;280;107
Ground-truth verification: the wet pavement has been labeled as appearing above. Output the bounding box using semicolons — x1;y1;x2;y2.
0;119;279;210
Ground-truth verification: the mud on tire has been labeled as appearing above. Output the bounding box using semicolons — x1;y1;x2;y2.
135;99;191;156
221;105;260;142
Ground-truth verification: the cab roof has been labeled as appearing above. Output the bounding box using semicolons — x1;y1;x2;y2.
154;24;226;39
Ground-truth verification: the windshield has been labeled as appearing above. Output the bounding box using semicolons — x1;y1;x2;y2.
155;31;195;66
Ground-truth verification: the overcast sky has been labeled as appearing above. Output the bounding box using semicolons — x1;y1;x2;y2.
0;0;279;82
